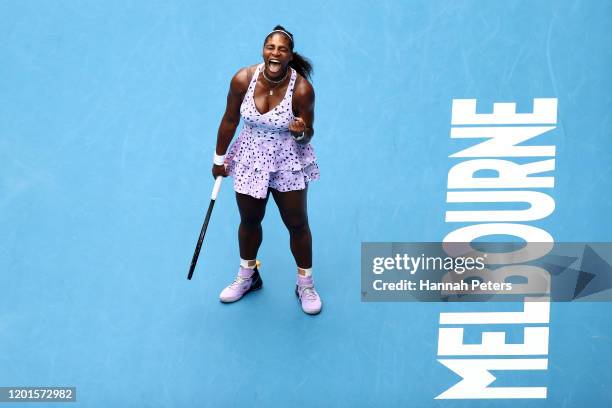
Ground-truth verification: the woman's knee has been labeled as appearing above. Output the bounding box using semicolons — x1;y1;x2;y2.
283;213;309;235
240;212;264;228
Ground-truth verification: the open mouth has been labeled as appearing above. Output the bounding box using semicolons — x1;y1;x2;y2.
268;59;282;74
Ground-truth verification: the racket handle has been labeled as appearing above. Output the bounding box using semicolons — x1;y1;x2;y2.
211;176;223;200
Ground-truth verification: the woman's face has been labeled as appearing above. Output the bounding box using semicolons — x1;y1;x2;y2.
262;33;292;79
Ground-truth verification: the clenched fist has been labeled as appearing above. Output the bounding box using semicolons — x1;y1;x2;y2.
288;117;310;144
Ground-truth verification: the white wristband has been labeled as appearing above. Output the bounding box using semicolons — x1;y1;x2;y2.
213;152;226;166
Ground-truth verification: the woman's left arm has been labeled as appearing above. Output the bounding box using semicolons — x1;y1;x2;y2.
289;78;315;144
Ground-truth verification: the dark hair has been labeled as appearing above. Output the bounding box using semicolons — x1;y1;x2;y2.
264;25;313;80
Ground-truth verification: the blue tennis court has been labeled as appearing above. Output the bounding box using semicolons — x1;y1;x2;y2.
1;0;611;406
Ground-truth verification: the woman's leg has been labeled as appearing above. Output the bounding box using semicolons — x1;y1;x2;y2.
271;186;321;314
219;192;269;303
270;187;311;269
236;191;269;260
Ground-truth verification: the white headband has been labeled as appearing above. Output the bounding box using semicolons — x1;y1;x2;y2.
267;29;293;47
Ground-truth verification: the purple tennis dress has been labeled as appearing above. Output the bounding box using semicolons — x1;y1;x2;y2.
224;63;320;199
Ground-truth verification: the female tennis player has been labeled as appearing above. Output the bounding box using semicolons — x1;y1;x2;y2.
211;25;322;315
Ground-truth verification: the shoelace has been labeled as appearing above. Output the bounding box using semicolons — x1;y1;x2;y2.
228;275;251;289
299;286;318;301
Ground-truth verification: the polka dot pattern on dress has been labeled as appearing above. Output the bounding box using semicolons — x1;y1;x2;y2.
224;63;320;199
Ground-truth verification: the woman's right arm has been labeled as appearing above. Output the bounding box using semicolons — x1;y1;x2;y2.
212;67;250;178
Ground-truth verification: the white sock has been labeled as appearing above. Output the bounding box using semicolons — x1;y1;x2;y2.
297;267;312;277
240;258;257;269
